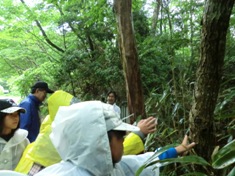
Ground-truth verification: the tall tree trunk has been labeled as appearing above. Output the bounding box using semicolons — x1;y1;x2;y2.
113;0;146;123
189;0;234;168
151;0;161;35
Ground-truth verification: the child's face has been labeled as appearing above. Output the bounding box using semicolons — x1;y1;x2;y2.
109;133;124;163
3;112;19;134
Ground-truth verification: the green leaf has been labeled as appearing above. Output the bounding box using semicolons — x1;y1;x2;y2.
227;166;235;176
148;155;209;167
136;155;209;176
212;140;235;169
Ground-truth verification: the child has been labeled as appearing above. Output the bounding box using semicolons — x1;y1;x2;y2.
35;101;195;176
0;99;29;170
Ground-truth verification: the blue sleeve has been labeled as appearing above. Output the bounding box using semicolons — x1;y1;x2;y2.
19;101;32;130
158;148;178;160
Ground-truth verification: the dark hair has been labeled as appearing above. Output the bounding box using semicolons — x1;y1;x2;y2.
31;87;46;94
31;87;37;94
107;130;126;142
107;91;117;99
0;112;20;138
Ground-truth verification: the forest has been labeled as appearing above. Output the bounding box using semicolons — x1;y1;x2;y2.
0;0;235;175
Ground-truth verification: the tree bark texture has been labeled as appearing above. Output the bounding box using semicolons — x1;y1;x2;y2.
189;0;234;162
113;0;146;123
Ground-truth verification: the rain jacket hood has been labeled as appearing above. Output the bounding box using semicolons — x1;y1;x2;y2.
50;101;114;175
48;90;74;121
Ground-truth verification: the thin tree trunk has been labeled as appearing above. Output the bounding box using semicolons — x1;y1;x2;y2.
151;0;161;35
113;0;146;123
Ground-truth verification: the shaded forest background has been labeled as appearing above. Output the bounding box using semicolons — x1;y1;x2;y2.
0;0;235;175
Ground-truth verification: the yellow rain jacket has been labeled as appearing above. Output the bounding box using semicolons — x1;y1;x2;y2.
15;90;73;173
15;90;144;173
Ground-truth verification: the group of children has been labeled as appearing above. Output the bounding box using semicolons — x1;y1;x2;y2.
0;91;195;176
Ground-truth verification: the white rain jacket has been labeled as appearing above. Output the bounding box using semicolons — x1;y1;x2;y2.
35;101;159;176
0;129;29;170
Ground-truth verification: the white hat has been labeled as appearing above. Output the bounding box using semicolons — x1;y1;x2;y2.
0;99;26;114
103;103;139;132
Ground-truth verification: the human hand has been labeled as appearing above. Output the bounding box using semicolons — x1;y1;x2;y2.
137;116;157;135
175;135;196;156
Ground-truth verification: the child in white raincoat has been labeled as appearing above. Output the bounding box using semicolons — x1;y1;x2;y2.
35;101;195;176
0;99;29;170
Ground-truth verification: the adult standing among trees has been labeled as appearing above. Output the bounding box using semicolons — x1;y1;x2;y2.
19;81;54;143
107;90;121;115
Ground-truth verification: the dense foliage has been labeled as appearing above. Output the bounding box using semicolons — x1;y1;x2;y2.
0;0;235;175
0;0;204;100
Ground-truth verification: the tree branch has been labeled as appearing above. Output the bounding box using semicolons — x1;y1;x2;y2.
20;0;65;53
